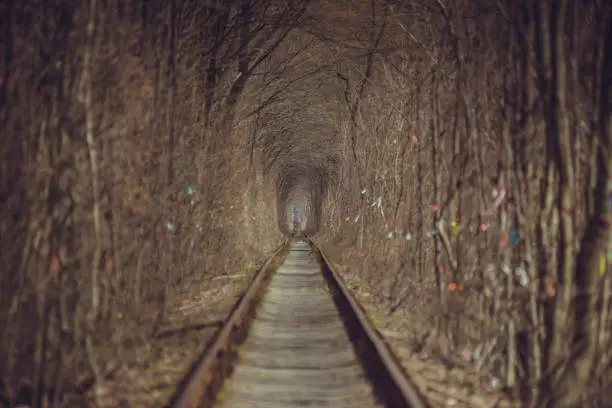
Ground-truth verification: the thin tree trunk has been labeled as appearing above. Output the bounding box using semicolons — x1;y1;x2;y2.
166;0;177;186
431;69;445;317
82;0;102;315
550;0;576;370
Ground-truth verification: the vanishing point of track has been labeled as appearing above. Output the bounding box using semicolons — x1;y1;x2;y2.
167;239;428;408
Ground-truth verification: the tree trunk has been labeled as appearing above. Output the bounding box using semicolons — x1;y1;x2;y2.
554;4;612;405
83;0;102;316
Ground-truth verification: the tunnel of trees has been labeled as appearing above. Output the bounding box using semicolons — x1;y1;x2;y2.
0;0;611;407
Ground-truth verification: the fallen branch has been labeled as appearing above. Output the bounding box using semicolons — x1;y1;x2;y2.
154;321;223;340
212;273;249;280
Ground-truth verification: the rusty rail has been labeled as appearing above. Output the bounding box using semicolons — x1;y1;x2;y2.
167;239;428;408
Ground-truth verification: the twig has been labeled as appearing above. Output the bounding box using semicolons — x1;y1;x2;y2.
436;220;458;270
85;334;105;406
212;273;249;280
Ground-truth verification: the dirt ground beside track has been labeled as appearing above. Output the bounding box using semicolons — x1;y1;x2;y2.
70;272;253;408
330;262;519;408
75;254;517;408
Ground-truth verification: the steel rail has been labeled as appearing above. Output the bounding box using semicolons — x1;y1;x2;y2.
166;241;290;408
166;239;429;408
312;239;428;408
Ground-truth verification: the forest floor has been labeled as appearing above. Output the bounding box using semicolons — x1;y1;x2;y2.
328;261;520;408
72;270;255;408
73;249;519;408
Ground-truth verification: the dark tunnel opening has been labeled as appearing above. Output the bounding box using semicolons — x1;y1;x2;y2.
275;163;329;237
254;94;340;239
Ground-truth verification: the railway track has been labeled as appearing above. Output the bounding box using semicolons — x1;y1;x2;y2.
167;239;428;408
